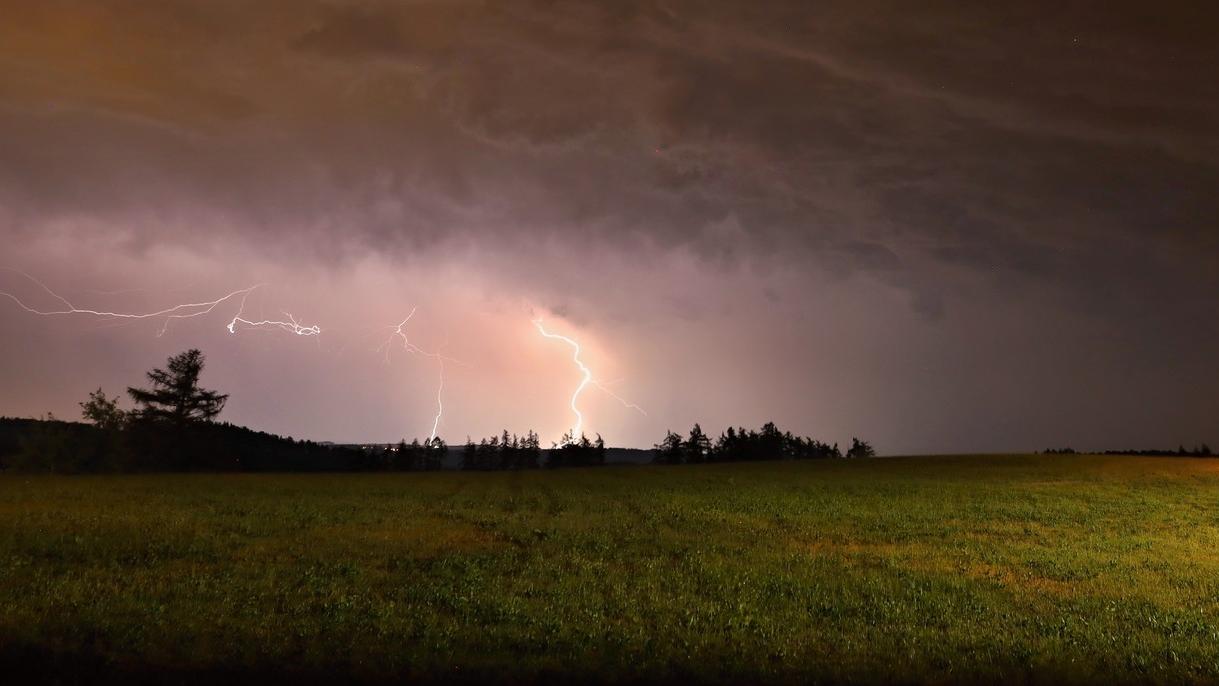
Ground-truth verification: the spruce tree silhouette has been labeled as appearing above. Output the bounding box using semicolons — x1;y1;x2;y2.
127;349;228;426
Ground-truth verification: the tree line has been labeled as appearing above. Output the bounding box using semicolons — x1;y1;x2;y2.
654;422;874;464
2;349;370;473
0;414;368;473
350;438;449;472
1043;445;1214;457
2;348;881;473
459;430;607;470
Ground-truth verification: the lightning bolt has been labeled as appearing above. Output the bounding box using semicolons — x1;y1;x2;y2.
5;273;650;450
3;271;468;447
226;288;320;336
1;271;263;336
591;379;648;416
533;318;592;439
533;317;644;443
378;308;460;443
430;356;445;444
0;271;321;338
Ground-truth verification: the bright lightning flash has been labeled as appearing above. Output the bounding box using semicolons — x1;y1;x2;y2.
378;308;460;443
4;273;648;449
226;289;320;336
0;271;322;338
533;318;644;443
3;271;474;447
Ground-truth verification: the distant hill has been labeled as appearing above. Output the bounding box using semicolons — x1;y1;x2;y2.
0;416;366;473
604;447;657;464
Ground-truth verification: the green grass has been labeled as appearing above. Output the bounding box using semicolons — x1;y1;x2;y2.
3;455;1219;683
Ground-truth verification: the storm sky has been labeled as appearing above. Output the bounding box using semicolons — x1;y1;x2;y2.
1;1;1216;452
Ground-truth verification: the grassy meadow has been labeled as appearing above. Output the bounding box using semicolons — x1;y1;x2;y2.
2;454;1219;683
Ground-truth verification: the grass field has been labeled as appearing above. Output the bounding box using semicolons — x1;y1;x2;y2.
2;455;1219;683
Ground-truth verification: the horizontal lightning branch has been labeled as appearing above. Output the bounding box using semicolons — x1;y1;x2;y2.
226;289;320;336
2;272;647;449
1;271;263;337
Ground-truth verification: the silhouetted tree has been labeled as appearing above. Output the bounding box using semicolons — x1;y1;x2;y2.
549;431;603;468
660;423;851;464
759;422;785;459
846;437;875;458
684;423;711;463
467;437;490;470
393;439;418;470
79;388;128;431
461;437;478;470
787;435;840;459
713;427;738;462
127;349;227;426
11;416;100;473
519;430;541;469
655;430;684;464
459;431;537;470
424;436;447;470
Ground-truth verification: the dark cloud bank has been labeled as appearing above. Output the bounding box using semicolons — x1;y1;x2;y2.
0;0;1215;452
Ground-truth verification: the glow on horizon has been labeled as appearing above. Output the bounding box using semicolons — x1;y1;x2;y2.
3;271;654;447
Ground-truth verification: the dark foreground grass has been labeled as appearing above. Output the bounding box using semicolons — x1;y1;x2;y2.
2;455;1219;684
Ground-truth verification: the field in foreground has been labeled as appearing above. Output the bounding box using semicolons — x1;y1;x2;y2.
2;455;1219;684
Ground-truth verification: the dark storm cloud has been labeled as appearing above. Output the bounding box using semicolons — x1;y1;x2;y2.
1;0;1216;450
293;7;425;59
5;1;1215;274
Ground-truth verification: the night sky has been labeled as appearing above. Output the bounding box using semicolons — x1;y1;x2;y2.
1;1;1216;452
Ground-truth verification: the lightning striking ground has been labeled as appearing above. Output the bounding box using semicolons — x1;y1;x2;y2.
2;271;460;445
3;272;647;448
378;309;459;443
533;318;592;438
533;317;644;443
